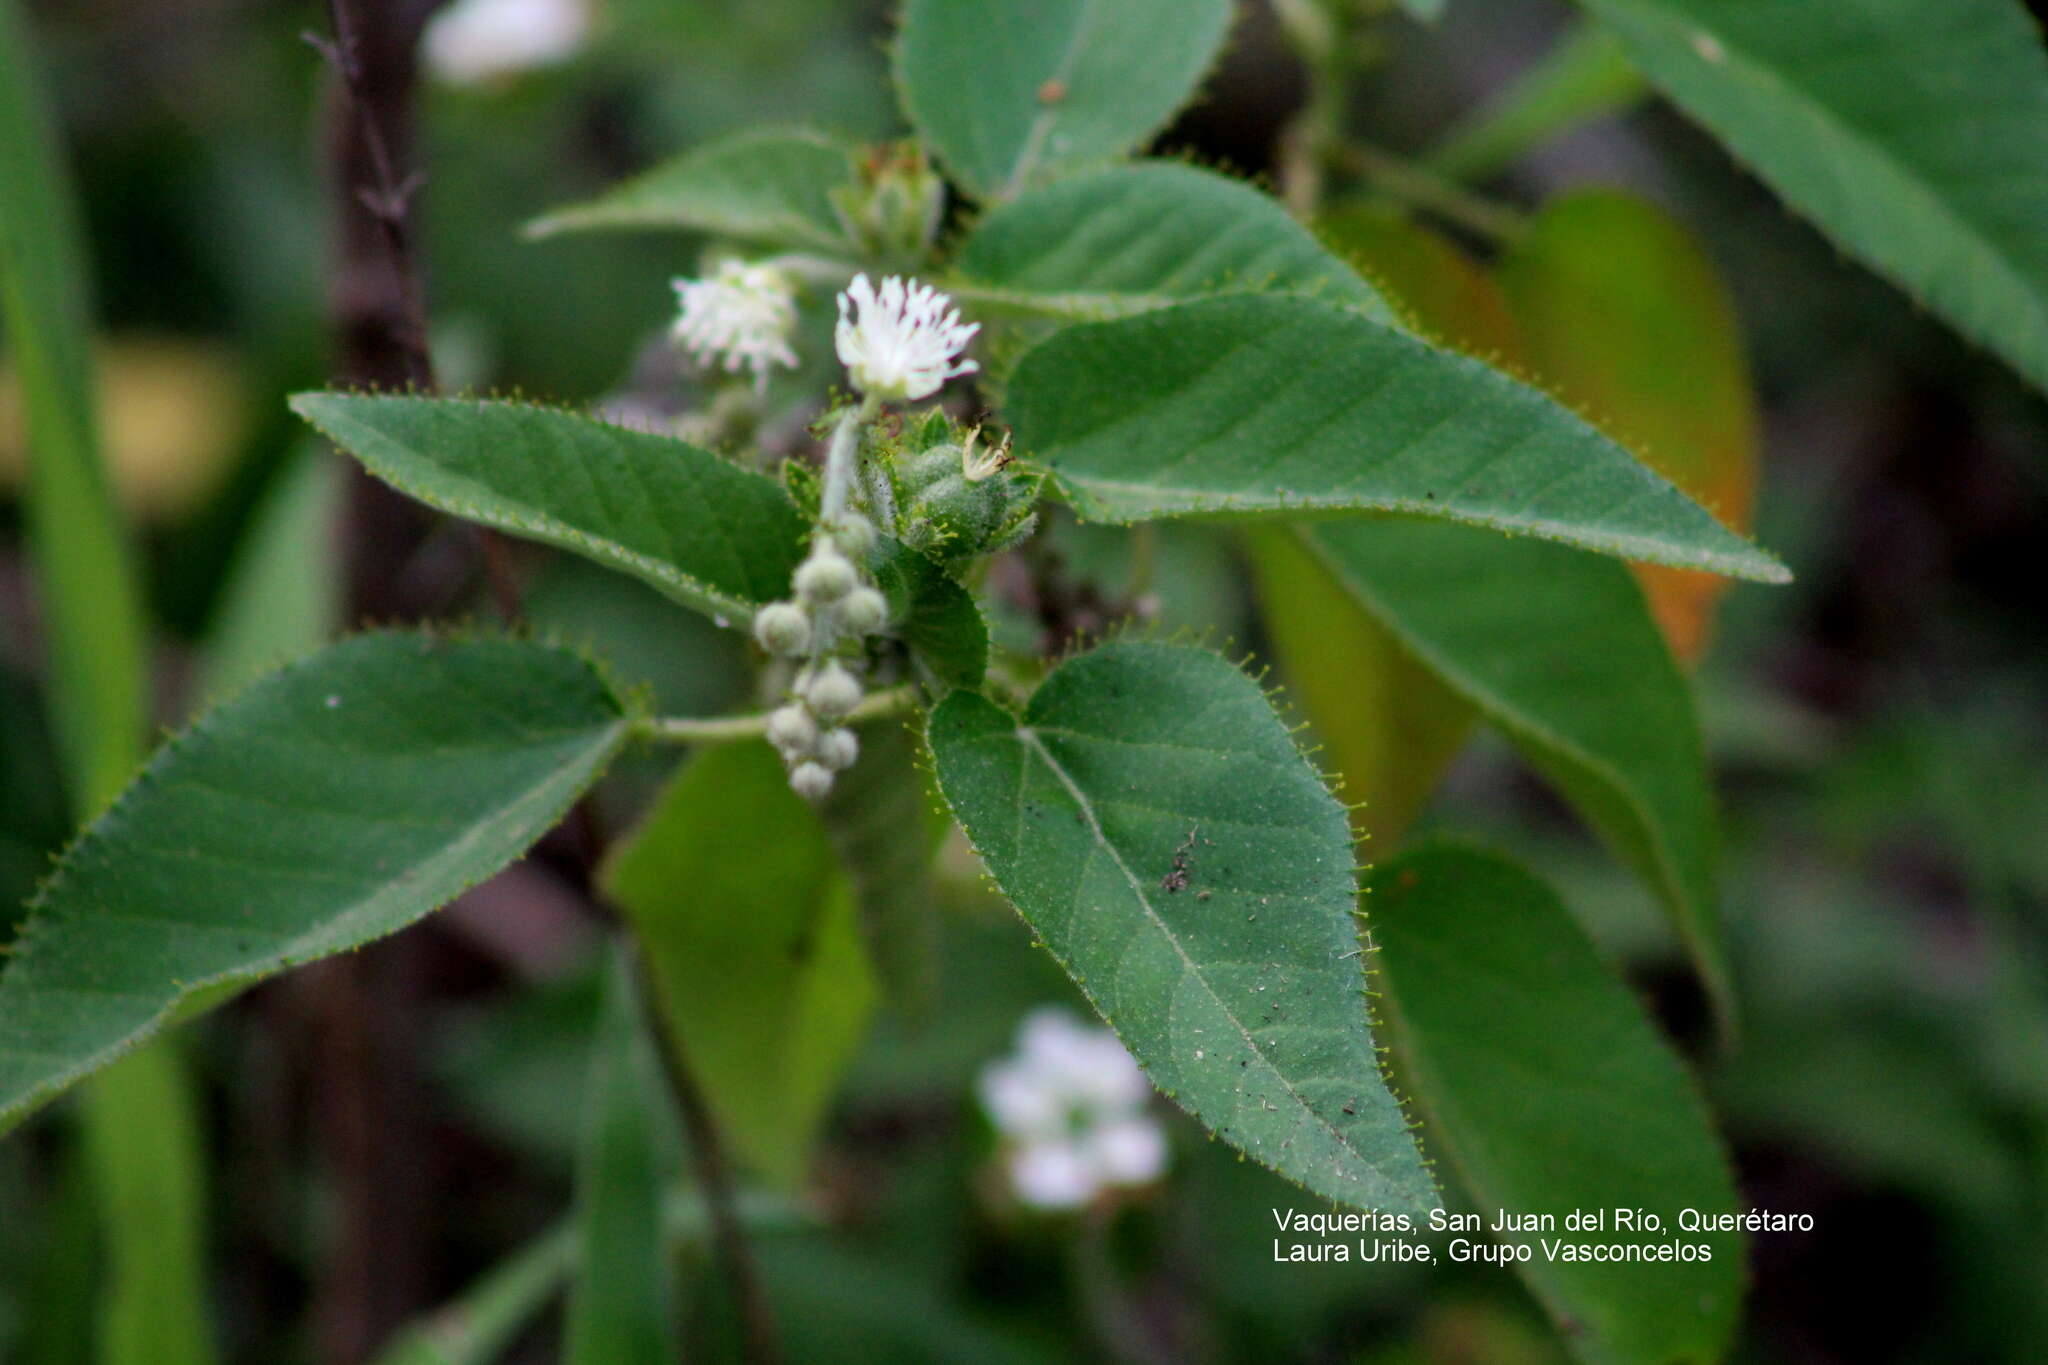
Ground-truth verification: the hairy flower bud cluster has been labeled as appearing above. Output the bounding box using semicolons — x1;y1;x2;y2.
752;524;889;799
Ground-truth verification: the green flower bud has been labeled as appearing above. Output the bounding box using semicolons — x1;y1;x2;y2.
795;548;858;604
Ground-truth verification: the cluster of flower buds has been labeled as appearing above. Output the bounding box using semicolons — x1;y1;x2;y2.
752;516;890;800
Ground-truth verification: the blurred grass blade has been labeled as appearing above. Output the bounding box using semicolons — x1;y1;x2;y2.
564;950;682;1365
928;641;1437;1214
1425;22;1648;183
0;632;633;1130
1369;845;1743;1364
602;741;876;1184
374;1226;574;1365
1574;0;2048;397
0;0;147;817
895;0;1233;200
1497;189;1760;663
198;439;341;700
81;1046;216;1365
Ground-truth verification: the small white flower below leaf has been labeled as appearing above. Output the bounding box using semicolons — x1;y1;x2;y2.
978;1008;1169;1211
424;0;589;85
672;260;801;391
835;274;980;402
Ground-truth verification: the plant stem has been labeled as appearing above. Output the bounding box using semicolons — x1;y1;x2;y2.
637;686;919;744
1336;142;1530;242
819;392;882;525
632;954;783;1365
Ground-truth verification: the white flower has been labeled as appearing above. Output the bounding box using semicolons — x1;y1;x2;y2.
834;274;979;402
977;1008;1168;1211
424;0;589;85
672;260;801;391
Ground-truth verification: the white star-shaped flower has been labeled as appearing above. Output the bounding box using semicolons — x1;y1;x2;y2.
671;260;800;391
834;273;979;402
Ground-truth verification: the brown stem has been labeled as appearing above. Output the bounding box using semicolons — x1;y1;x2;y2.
633;955;785;1365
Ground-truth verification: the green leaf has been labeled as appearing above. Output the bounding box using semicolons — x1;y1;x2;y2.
816;722;946;1014
1497;188;1760;663
601;741;876;1186
955;161;1393;322
927;641;1436;1213
868;538;988;691
0;631;632;1130
526;126;862;254
1297;520;1732;1030
291;393;806;626
1245;529;1473;849
198;440;341;700
1424;22;1647;183
0;0;148;816
1572;0;2048;396
563;950;681;1365
895;0;1234;201
81;1045;217;1365
1003;294;1789;582
1369;845;1742;1365
1397;0;1446;21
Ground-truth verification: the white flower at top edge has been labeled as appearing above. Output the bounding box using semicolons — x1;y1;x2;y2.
977;1007;1168;1211
424;0;589;85
671;260;801;391
834;274;980;403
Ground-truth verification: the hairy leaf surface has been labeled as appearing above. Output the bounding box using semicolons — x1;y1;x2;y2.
0;632;631;1130
1005;294;1787;582
1371;845;1742;1365
292;393;806;625
957;162;1393;322
1299;521;1730;1028
928;641;1435;1213
526;127;861;254
1575;0;2048;396
895;0;1233;200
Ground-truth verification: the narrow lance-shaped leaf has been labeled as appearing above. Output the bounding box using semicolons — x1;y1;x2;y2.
1005;293;1789;583
0;0;148;815
895;0;1234;201
955;162;1394;323
1298;520;1733;1031
928;641;1437;1214
1573;0;2048;398
563;950;682;1365
526;126;862;254
1497;188;1760;663
0;632;633;1131
601;742;876;1186
1370;845;1742;1365
292;393;806;627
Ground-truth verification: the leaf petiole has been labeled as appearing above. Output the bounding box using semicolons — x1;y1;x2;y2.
636;685;919;745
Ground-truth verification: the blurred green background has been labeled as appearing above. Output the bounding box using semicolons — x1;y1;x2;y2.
2;0;2045;1361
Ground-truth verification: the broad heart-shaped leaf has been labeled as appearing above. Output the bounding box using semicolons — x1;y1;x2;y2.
955;162;1393;323
601;742;876;1186
1573;0;2048;397
894;0;1234;201
563;951;681;1365
525;127;861;255
1498;189;1760;664
0;632;632;1131
292;393;806;626
1369;845;1742;1365
1297;520;1732;1031
928;641;1437;1214
1003;294;1789;583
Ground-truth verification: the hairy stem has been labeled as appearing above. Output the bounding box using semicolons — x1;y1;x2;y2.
638;686;919;744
